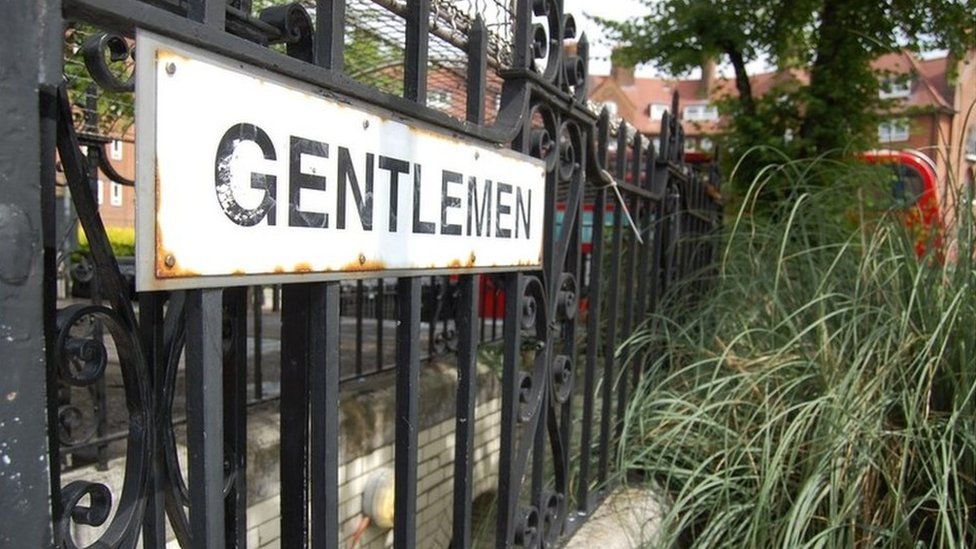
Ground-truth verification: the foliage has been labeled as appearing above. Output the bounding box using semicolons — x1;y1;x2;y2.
616;158;975;546
597;0;975;202
64;7;404;137
78;225;136;257
64;24;135;136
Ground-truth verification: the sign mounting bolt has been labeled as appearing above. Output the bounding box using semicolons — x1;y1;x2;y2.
363;120;370;130
164;254;176;268
359;253;367;265
474;151;480;160
165;62;176;75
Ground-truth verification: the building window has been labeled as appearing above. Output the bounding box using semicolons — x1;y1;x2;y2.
428;90;452;110
965;125;976;162
683;104;718;121
878;119;910;143
110;139;124;160
110;182;123;206
684;137;697;151
649;103;668;121
96;179;104;205
879;76;911;99
700;137;714;151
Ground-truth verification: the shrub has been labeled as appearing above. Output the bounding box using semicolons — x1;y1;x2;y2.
619;157;975;547
77;225;136;257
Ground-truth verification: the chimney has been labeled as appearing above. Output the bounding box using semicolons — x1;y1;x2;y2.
699;58;716;98
610;49;635;87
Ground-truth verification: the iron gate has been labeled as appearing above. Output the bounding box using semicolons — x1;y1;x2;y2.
0;0;723;546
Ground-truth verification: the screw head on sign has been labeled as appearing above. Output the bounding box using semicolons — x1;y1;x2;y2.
165;62;176;75
359;253;367;265
164;254;176;268
363;120;370;130
474;151;480;160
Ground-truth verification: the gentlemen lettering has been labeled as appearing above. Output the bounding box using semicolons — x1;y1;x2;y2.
213;123;534;240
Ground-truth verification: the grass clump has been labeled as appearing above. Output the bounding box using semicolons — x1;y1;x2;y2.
620;158;975;547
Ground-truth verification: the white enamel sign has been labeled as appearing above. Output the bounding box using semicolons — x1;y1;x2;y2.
135;31;546;290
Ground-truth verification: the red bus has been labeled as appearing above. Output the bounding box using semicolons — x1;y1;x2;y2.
860;149;942;256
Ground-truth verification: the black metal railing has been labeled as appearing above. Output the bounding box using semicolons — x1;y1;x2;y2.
0;0;723;547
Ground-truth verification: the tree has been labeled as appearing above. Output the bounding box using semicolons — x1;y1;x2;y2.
599;0;975;196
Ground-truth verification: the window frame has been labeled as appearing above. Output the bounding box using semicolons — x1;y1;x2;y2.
683;103;718;122
110;139;124;160
878;119;911;143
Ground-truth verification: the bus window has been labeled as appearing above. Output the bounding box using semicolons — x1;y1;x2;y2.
889;163;925;208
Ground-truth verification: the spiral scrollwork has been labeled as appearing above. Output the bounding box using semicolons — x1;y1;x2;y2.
259;3;314;62
550;355;573;404
80;33;134;93
515;506;540;547
541;491;566;545
53;305;152;549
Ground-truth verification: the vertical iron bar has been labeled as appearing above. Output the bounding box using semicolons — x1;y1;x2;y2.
403;0;429;103
451;275;478;548
1;4;57;539
598;125;628;483
356;280;364;376
223;287;248;546
394;277;422;548
85;129;109;472
578;183;606;509
427;276;436;357
376;278;385;371
616;136;641;441
253;285;264;400
280;285;311;549
512;0;532;69
187;0;225;27
139;292;167;548
479;282;486;342
491;283;499;341
315;0;345;70
495;273;523;547
310;283;340;548
41;80;62;546
466;15;487;125
186;288;226;548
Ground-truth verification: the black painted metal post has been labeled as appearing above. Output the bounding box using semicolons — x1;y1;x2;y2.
356;280;364;376
578;183;607;508
403;0;429;104
223;287;248;546
394;277;422;549
451;275;479;548
187;0;225;29
453;19;486;546
280;285;312;548
0;0;57;542
186;288;226;548
315;0;345;71
253;285;263;400
376;278;385;372
616;136;642;443
495;273;524;547
598;125;628;482
139;292;167;548
309;283;340;549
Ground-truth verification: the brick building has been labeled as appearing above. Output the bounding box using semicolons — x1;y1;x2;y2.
590;51;976;202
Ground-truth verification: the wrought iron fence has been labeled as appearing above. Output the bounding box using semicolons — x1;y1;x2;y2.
0;0;723;546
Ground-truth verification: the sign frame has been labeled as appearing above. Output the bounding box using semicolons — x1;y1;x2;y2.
135;30;546;291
